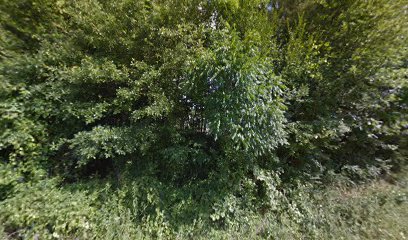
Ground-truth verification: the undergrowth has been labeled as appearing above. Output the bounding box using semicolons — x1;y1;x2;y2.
1;167;407;239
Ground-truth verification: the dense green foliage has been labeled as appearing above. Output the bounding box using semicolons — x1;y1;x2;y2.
0;0;407;239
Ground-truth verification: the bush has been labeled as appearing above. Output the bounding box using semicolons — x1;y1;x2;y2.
0;0;407;239
0;177;96;239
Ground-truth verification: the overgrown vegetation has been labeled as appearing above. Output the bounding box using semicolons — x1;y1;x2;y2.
0;0;407;239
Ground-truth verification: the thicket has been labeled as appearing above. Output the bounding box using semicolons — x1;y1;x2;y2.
0;0;407;239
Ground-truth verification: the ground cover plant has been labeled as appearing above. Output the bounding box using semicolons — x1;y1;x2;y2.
0;0;407;239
